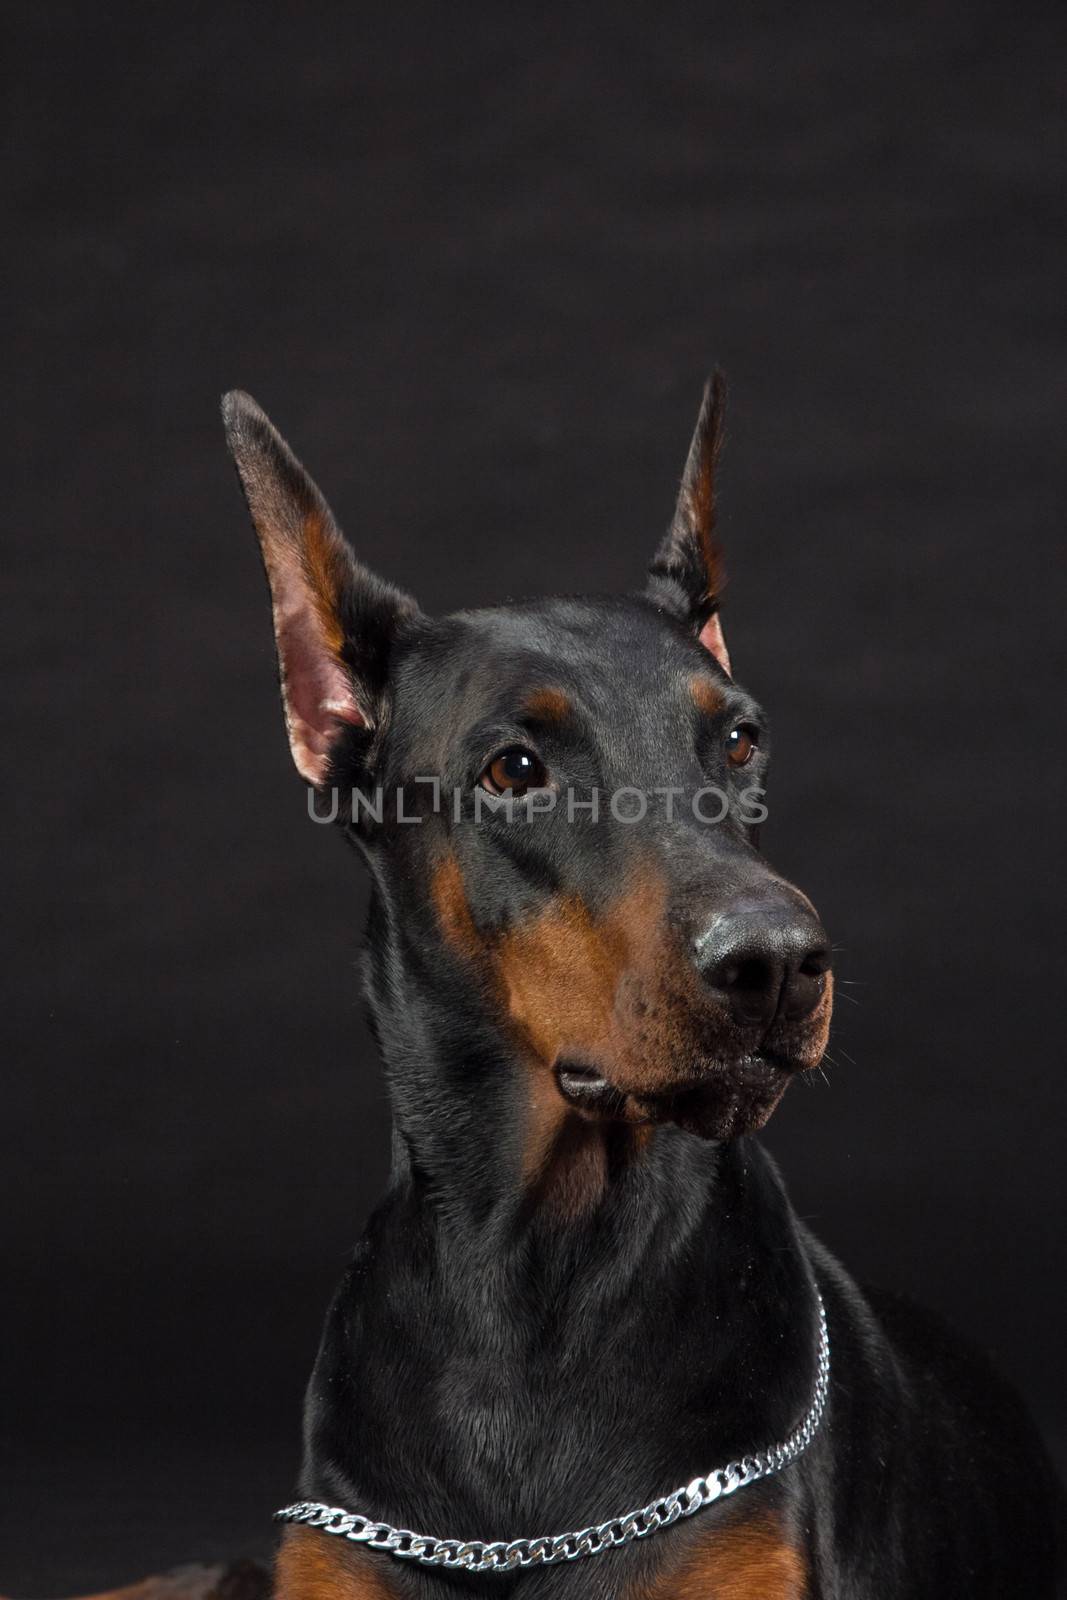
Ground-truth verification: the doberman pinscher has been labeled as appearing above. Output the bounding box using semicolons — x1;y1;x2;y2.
221;381;1064;1599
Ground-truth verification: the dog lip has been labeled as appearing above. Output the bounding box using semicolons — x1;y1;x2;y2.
554;1047;808;1126
556;1063;622;1109
750;1046;805;1075
557;1049;799;1098
638;1048;801;1100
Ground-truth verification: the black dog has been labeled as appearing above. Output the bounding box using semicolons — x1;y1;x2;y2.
223;382;1063;1599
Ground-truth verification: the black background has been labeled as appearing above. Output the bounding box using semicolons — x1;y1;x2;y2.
5;2;1065;1591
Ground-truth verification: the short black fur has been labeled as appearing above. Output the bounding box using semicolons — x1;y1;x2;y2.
222;387;1065;1598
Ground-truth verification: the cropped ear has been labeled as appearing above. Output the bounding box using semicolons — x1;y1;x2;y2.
646;373;731;675
222;391;420;785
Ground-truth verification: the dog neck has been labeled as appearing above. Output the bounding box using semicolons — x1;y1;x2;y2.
300;1022;820;1542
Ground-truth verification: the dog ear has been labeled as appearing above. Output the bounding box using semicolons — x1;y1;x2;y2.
645;373;731;675
222;391;420;785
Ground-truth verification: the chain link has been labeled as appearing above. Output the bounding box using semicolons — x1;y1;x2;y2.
275;1289;829;1574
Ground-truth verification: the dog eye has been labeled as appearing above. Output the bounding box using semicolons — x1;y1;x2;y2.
726;724;759;767
480;746;549;796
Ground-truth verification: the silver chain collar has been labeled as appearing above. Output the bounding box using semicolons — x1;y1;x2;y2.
274;1289;830;1576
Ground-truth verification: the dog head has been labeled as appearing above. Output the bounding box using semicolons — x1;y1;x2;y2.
223;380;831;1150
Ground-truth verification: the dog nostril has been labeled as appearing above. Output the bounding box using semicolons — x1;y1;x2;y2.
721;957;777;995
782;941;831;1020
798;946;831;979
707;949;783;1027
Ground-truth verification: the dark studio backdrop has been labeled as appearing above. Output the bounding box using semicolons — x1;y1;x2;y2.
5;1;1065;1592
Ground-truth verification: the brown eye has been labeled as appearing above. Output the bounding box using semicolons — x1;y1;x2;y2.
726;724;759;767
481;746;549;796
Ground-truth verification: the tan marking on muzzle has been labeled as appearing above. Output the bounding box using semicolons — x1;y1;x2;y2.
431;857;680;1194
492;869;711;1084
433;857;733;1093
496;890;632;1063
431;852;481;958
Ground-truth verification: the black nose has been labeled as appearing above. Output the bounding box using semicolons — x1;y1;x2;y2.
697;902;831;1027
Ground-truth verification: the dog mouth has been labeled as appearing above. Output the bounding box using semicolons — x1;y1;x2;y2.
555;1049;803;1139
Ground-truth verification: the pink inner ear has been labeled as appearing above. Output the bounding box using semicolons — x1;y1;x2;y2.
698;613;731;677
278;616;367;786
268;545;368;786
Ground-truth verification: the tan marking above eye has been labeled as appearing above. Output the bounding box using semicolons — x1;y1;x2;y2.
519;686;572;723
690;674;726;716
